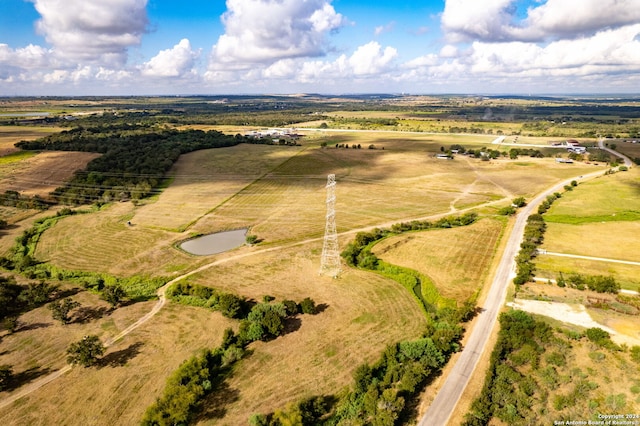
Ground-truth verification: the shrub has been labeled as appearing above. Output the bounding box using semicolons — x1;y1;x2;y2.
299;297;317;315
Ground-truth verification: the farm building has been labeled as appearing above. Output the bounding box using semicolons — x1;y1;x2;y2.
566;139;581;146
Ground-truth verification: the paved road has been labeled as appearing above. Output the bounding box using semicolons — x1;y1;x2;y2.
418;168;607;426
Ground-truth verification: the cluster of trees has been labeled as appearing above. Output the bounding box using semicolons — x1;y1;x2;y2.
168;281;317;342
464;310;552;425
556;273;620;293
15;124;275;205
0;275;58;326
508;148;545;159
253;303;476;425
143;288;320;424
465;310;640;425
498;197;527;216
334;143;362;149
513;214;546;285
0;190;50;210
342;213;478;270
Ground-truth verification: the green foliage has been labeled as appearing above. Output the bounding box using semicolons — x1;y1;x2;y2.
246;234;259;244
48;298;80;324
584;328;620;350
101;284;127;307
512;197;527;208
498;206;516;216
298;297;317;315
0;365;13;391
630;346;640;364
463;310;554;425
66;335;105;367
16;125;268;205
168;281;246;318
141;349;224;426
514;214;547;285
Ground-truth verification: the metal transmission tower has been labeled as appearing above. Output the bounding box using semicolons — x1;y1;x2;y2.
320;174;341;277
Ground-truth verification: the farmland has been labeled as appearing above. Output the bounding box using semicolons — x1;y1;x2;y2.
0;94;638;425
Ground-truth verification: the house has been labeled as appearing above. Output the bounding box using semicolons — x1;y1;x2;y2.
566;139;581;146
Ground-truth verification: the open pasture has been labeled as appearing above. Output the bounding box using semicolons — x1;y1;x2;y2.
0;126;63;156
133;144;304;231
544;170;640;222
35;203;193;277
535;254;640;291
372;218;505;303
0;298;236;426
0;151;100;198
33;132;601;275
535;169;640;290
179;244;428;425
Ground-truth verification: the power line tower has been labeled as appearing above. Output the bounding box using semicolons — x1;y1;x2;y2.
320;174;341;277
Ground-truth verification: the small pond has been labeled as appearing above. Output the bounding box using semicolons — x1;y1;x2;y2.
180;229;247;256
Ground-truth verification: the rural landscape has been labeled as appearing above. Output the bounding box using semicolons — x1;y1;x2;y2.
0;94;639;425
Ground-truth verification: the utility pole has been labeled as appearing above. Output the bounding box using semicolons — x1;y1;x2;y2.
320;174;341;277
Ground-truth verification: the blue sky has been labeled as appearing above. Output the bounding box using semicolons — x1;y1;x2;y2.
1;0;639;96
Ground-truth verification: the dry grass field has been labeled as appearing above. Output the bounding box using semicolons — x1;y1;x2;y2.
1;125;618;425
372;218;505;303
0;126;63;156
179;244;428;425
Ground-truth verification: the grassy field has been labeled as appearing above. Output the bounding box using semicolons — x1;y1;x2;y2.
0;125;616;425
536;169;640;290
372;217;505;303
0;126;63;155
179;244;428;425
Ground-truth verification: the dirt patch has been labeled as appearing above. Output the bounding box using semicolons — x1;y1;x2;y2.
507;299;640;346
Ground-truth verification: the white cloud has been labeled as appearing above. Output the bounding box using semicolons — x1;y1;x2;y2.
442;0;640;43
516;0;640;41
141;39;200;78
375;22;396;37
441;0;516;42
210;0;347;68
348;42;397;75
32;0;148;64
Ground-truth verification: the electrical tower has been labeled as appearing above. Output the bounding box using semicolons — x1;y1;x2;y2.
320;174;341;277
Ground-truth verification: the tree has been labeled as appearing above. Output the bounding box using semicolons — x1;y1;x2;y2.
18;281;57;307
48;298;80;324
0;365;13;391
512;197;526;208
66;335;105;367
299;297;317;314
101;284;127;308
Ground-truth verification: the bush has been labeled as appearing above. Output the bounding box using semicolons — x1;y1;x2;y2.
299;297;317;314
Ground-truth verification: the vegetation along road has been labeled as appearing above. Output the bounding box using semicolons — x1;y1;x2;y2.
418;161;625;425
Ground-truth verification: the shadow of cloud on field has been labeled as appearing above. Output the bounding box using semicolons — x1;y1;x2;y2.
99;341;144;368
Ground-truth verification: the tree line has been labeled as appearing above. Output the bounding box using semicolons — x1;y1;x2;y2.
251;302;477;425
142;283;320;425
14;124;279;205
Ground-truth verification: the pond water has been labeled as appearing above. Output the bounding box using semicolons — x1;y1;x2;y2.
180;229;247;256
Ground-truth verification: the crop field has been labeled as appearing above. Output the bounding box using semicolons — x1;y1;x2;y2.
372;218;505;303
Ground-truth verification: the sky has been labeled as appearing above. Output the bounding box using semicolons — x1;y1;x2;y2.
1;0;640;96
